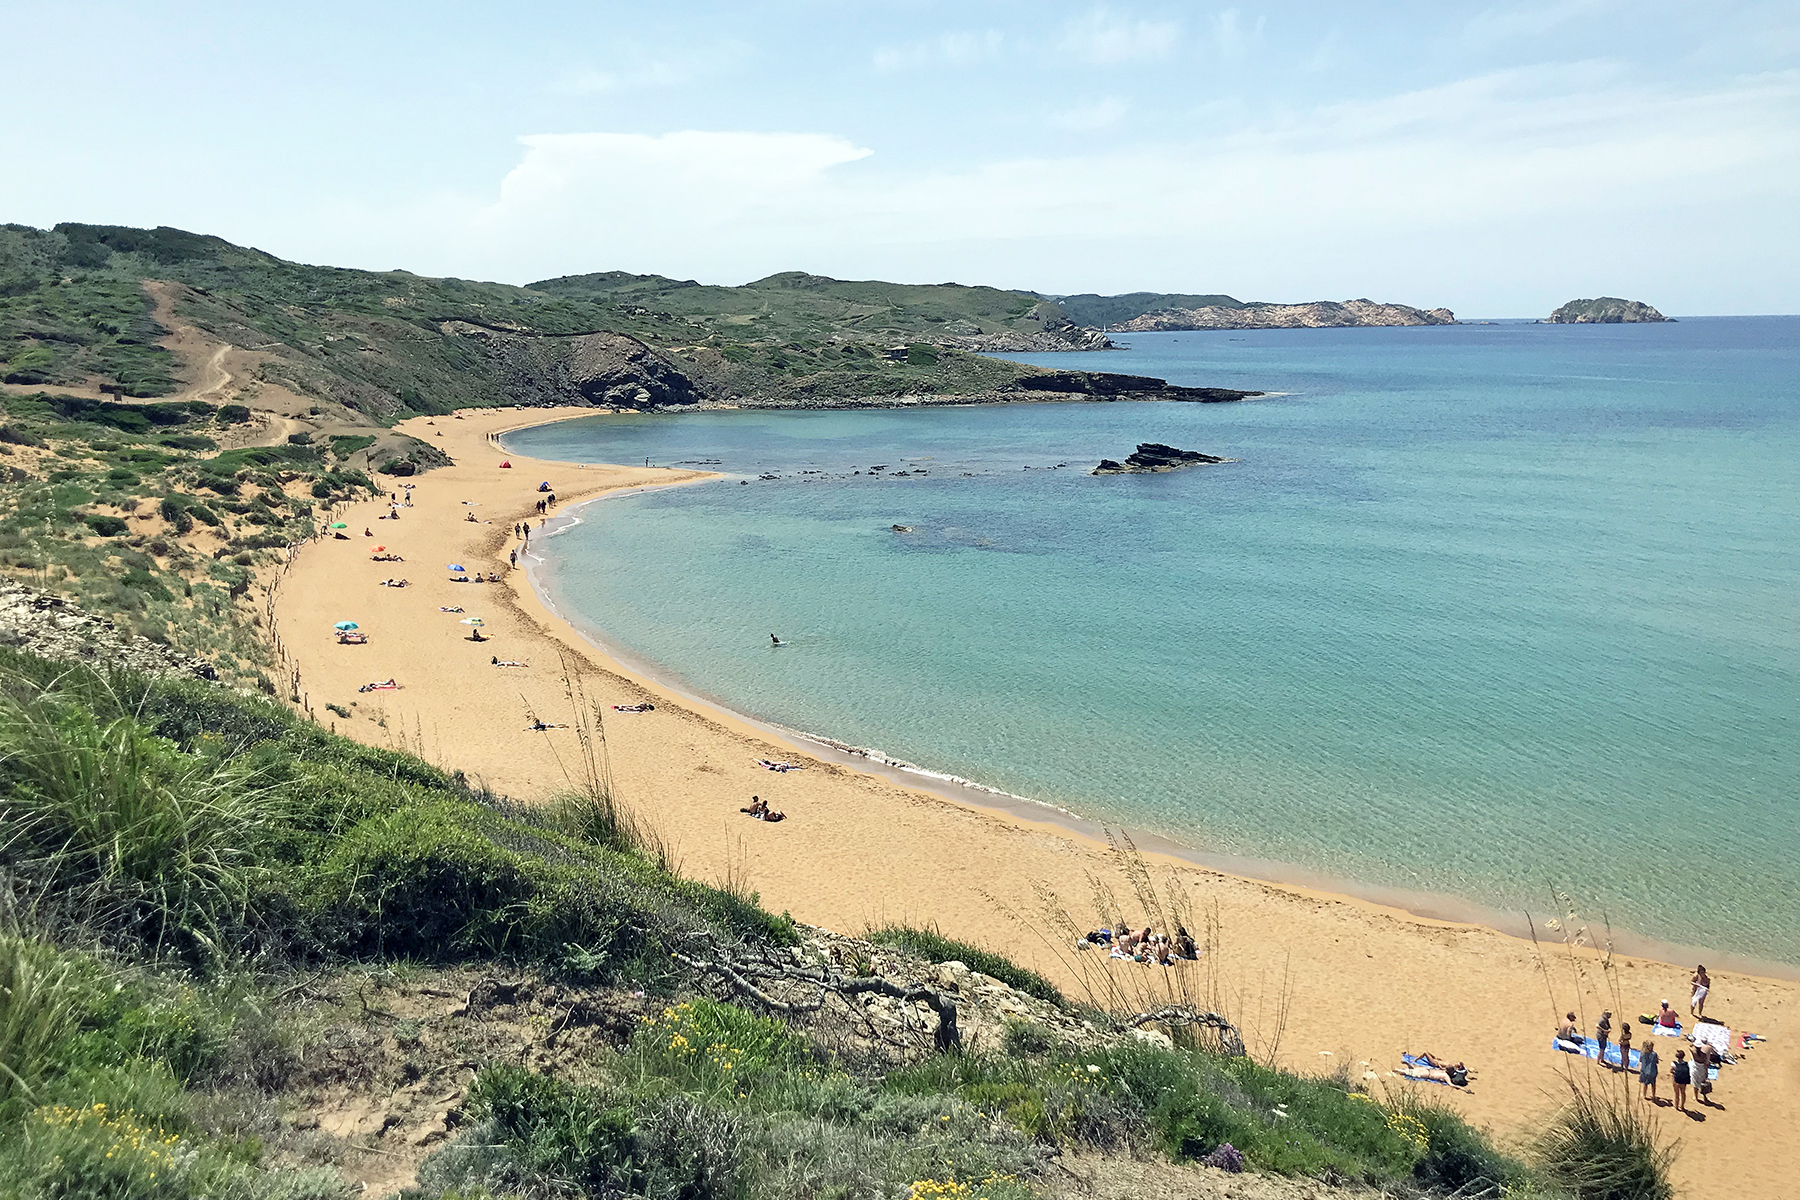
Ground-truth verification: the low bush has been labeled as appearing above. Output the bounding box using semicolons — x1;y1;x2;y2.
1536;1078;1675;1200
865;923;1062;1004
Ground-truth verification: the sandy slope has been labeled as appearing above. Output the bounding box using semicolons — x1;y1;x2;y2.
269;406;1799;1199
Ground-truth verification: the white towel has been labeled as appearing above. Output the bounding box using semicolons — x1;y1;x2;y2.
1690;1022;1731;1055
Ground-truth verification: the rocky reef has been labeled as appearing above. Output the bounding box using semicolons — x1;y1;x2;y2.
1093;443;1233;475
0;580;219;680
1546;297;1669;323
1116;299;1454;332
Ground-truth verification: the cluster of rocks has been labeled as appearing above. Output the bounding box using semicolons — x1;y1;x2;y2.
1094;444;1234;475
1546;297;1669;323
0;580;217;680
1117;299;1455;331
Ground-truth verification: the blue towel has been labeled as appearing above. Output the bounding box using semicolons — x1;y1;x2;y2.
1551;1037;1641;1070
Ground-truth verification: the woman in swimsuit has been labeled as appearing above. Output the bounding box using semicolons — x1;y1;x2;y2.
1691;965;1711;1018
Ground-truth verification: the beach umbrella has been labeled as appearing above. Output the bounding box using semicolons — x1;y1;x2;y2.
375;545;385;551
328;522;348;529
460;617;484;626
334;621;359;631
447;564;467;572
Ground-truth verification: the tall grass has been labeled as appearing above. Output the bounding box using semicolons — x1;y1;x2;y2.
1536;1076;1676;1200
0;934;80;1106
0;688;283;958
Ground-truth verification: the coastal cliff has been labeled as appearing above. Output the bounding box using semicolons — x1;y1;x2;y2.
1546;297;1669;323
1117;299;1455;332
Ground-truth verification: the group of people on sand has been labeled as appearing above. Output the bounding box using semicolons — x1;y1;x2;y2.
450;571;502;583
1557;965;1723;1115
1081;923;1199;965
740;795;786;823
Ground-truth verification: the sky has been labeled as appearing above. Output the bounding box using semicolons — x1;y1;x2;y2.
4;0;1798;315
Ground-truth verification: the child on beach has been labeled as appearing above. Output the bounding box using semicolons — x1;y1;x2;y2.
1638;1041;1660;1102
1617;1021;1632;1071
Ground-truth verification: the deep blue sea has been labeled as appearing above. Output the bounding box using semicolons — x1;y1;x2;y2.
504;319;1800;966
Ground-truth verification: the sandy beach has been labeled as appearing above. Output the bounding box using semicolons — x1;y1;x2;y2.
270;405;1800;1198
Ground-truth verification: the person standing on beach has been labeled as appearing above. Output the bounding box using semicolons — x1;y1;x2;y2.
1595;1011;1612;1067
509;549;518;568
1617;1021;1633;1072
1638;1040;1660;1102
1691;965;1711;1017
1671;1049;1690;1112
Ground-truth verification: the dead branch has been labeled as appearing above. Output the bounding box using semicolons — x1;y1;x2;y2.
1124;1005;1245;1057
672;945;962;1052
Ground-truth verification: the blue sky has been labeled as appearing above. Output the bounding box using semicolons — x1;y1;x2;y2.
5;1;1798;314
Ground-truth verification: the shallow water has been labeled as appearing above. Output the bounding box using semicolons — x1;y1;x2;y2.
505;319;1800;964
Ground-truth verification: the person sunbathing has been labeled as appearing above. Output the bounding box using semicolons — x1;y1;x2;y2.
612;702;655;713
525;718;566;730
440;605;464;613
1408;1054;1471;1087
1173;926;1199;959
1557;1013;1582;1043
741;795;769;817
1657;1001;1680;1028
358;679;398;692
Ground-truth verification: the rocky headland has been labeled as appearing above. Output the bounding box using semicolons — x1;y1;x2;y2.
1116;299;1455;332
1093;443;1233;474
1546;297;1669;323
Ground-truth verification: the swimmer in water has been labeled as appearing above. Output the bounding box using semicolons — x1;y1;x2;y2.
771;633;781;646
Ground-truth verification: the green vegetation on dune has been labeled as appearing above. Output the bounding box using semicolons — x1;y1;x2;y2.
0;641;1671;1199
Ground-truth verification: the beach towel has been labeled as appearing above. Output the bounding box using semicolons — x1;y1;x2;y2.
1690;1022;1730;1054
1652;1022;1682;1037
1550;1037;1642;1071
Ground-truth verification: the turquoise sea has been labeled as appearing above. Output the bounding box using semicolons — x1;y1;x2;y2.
504;319;1800;967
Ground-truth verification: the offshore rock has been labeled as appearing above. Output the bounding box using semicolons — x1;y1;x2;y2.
1093;443;1233;474
1546;297;1669;323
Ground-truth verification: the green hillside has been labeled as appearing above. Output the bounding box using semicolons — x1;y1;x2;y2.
0;224;1115;423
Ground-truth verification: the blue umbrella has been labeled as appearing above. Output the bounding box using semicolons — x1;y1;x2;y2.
447;564;466;573
334;621;359;631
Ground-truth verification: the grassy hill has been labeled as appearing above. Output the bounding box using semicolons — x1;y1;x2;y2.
1;224;1135;424
1051;292;1246;328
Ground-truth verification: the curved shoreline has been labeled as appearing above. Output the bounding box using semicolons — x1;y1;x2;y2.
510;425;1798;984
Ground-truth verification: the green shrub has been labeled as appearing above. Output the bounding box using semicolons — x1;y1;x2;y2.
0;693;284;958
83;513;129;537
1536;1079;1675;1200
0;936;82;1108
216;404;251;424
865;924;1061;1004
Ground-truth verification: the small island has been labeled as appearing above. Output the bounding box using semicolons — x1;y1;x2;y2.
1546;297;1670;323
1093;443;1234;475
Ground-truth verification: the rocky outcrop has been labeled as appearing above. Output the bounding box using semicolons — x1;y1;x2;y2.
0;580;218;680
1014;372;1259;403
1546;297;1669;323
1117;299;1454;332
1093;443;1233;475
437;322;703;410
938;301;1115;352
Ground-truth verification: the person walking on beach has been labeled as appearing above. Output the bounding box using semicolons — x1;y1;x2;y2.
1691;965;1711;1018
1638;1040;1660;1103
1671;1049;1691;1112
1595;1011;1612;1067
1617;1020;1633;1073
509;548;518;568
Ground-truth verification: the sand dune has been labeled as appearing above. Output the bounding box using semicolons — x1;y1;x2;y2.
269;406;1800;1197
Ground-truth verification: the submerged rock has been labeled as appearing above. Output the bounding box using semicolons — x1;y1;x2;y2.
1092;443;1234;475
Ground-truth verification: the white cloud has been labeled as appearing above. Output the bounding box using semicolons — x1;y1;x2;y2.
316;67;1800;310
1050;97;1130;131
1462;0;1612;47
1061;7;1181;65
1210;9;1265;58
559;62;687;96
873;30;1004;73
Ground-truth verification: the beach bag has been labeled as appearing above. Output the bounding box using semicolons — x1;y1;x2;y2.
1448;1066;1469;1087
